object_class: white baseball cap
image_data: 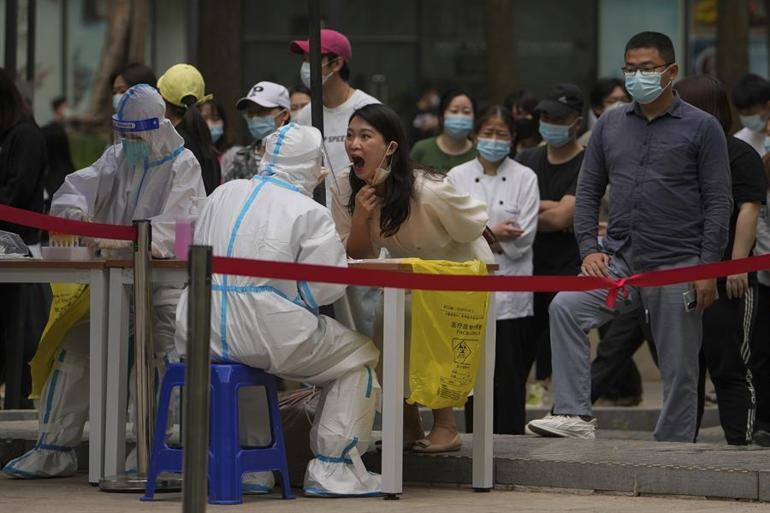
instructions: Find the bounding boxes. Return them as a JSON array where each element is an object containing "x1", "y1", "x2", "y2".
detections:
[{"x1": 236, "y1": 81, "x2": 291, "y2": 111}]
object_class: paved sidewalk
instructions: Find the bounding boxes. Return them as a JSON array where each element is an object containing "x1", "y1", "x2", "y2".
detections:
[
  {"x1": 359, "y1": 430, "x2": 770, "y2": 501},
  {"x1": 2, "y1": 474, "x2": 770, "y2": 513}
]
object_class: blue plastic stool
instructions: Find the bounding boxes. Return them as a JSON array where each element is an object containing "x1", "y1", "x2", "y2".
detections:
[{"x1": 142, "y1": 363, "x2": 294, "y2": 504}]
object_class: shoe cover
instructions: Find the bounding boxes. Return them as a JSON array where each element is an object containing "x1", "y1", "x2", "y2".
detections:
[
  {"x1": 243, "y1": 471, "x2": 275, "y2": 494},
  {"x1": 4, "y1": 304, "x2": 180, "y2": 479},
  {"x1": 2, "y1": 323, "x2": 90, "y2": 478},
  {"x1": 303, "y1": 365, "x2": 382, "y2": 496}
]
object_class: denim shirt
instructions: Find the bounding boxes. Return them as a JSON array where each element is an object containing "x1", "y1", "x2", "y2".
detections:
[{"x1": 574, "y1": 96, "x2": 733, "y2": 273}]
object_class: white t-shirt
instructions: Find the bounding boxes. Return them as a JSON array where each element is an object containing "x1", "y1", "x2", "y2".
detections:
[
  {"x1": 734, "y1": 126, "x2": 766, "y2": 157},
  {"x1": 296, "y1": 89, "x2": 379, "y2": 176},
  {"x1": 735, "y1": 126, "x2": 770, "y2": 286}
]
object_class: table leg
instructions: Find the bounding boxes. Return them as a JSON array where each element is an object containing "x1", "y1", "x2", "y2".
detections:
[
  {"x1": 472, "y1": 293, "x2": 496, "y2": 491},
  {"x1": 381, "y1": 287, "x2": 405, "y2": 498},
  {"x1": 88, "y1": 269, "x2": 109, "y2": 484},
  {"x1": 103, "y1": 269, "x2": 130, "y2": 478}
]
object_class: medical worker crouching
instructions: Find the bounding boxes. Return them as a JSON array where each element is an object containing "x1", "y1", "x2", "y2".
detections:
[
  {"x1": 175, "y1": 123, "x2": 382, "y2": 497},
  {"x1": 2, "y1": 84, "x2": 205, "y2": 478}
]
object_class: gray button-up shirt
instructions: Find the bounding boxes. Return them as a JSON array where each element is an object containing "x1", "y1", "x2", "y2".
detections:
[{"x1": 575, "y1": 96, "x2": 732, "y2": 272}]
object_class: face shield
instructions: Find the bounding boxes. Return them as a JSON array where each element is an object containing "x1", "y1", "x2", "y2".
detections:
[
  {"x1": 112, "y1": 84, "x2": 169, "y2": 167},
  {"x1": 112, "y1": 116, "x2": 161, "y2": 167}
]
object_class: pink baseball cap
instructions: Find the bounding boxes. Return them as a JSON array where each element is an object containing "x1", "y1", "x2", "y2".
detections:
[{"x1": 289, "y1": 29, "x2": 352, "y2": 62}]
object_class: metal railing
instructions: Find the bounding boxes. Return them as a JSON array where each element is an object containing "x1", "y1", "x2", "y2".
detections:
[{"x1": 182, "y1": 245, "x2": 213, "y2": 513}]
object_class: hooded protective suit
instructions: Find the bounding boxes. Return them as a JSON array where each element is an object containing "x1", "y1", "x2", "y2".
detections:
[
  {"x1": 175, "y1": 123, "x2": 382, "y2": 497},
  {"x1": 2, "y1": 85, "x2": 205, "y2": 478}
]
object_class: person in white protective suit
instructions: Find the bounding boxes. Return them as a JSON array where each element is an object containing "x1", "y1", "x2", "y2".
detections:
[
  {"x1": 175, "y1": 122, "x2": 382, "y2": 497},
  {"x1": 2, "y1": 84, "x2": 205, "y2": 478}
]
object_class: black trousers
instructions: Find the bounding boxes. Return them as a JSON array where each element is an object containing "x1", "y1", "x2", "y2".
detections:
[
  {"x1": 0, "y1": 283, "x2": 52, "y2": 409},
  {"x1": 591, "y1": 307, "x2": 650, "y2": 403},
  {"x1": 532, "y1": 292, "x2": 556, "y2": 381},
  {"x1": 696, "y1": 286, "x2": 758, "y2": 445},
  {"x1": 466, "y1": 316, "x2": 535, "y2": 435},
  {"x1": 493, "y1": 317, "x2": 535, "y2": 434},
  {"x1": 751, "y1": 283, "x2": 770, "y2": 433}
]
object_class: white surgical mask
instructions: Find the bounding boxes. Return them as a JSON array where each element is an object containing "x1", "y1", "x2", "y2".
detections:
[
  {"x1": 369, "y1": 141, "x2": 397, "y2": 186},
  {"x1": 300, "y1": 61, "x2": 336, "y2": 89}
]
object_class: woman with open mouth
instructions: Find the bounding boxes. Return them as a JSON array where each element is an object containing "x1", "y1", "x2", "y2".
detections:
[{"x1": 332, "y1": 103, "x2": 494, "y2": 453}]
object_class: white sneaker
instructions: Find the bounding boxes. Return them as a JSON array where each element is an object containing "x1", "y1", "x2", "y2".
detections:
[{"x1": 526, "y1": 414, "x2": 597, "y2": 440}]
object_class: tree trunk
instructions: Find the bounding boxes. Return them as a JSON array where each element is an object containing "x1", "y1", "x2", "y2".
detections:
[
  {"x1": 128, "y1": 0, "x2": 149, "y2": 64},
  {"x1": 85, "y1": 0, "x2": 149, "y2": 128},
  {"x1": 716, "y1": 0, "x2": 749, "y2": 90},
  {"x1": 483, "y1": 0, "x2": 516, "y2": 104},
  {"x1": 197, "y1": 0, "x2": 244, "y2": 144}
]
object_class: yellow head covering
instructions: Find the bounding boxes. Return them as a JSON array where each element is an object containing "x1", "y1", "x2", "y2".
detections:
[{"x1": 157, "y1": 63, "x2": 213, "y2": 107}]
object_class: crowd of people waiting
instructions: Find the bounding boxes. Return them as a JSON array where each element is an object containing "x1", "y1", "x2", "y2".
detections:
[{"x1": 0, "y1": 27, "x2": 769, "y2": 497}]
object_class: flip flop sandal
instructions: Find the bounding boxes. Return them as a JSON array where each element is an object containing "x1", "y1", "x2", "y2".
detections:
[{"x1": 411, "y1": 434, "x2": 462, "y2": 453}]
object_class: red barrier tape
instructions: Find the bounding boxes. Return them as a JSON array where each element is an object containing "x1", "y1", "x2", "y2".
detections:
[
  {"x1": 0, "y1": 204, "x2": 768, "y2": 307},
  {"x1": 213, "y1": 256, "x2": 613, "y2": 292},
  {"x1": 212, "y1": 253, "x2": 770, "y2": 308},
  {"x1": 0, "y1": 204, "x2": 136, "y2": 241}
]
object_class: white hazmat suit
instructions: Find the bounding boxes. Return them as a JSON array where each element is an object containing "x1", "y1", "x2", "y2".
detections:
[
  {"x1": 175, "y1": 123, "x2": 382, "y2": 497},
  {"x1": 3, "y1": 85, "x2": 205, "y2": 478}
]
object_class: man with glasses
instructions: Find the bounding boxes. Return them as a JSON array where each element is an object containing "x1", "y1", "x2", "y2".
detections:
[{"x1": 527, "y1": 31, "x2": 732, "y2": 442}]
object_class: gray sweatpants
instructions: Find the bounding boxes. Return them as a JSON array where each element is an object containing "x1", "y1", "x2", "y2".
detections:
[{"x1": 549, "y1": 248, "x2": 702, "y2": 442}]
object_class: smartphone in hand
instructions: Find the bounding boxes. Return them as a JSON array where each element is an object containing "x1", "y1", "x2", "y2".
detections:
[
  {"x1": 683, "y1": 288, "x2": 697, "y2": 312},
  {"x1": 683, "y1": 287, "x2": 719, "y2": 312}
]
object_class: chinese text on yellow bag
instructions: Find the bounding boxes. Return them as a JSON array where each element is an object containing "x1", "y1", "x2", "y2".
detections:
[{"x1": 402, "y1": 259, "x2": 489, "y2": 409}]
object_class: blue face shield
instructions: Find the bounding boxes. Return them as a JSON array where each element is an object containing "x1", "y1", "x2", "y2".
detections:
[{"x1": 113, "y1": 115, "x2": 160, "y2": 166}]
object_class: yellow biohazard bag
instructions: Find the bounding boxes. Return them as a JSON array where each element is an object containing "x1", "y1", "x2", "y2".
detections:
[
  {"x1": 29, "y1": 283, "x2": 90, "y2": 400},
  {"x1": 402, "y1": 258, "x2": 489, "y2": 409}
]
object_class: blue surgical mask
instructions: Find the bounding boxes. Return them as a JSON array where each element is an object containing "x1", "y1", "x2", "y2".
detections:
[
  {"x1": 112, "y1": 94, "x2": 124, "y2": 112},
  {"x1": 208, "y1": 123, "x2": 224, "y2": 143},
  {"x1": 122, "y1": 139, "x2": 150, "y2": 165},
  {"x1": 624, "y1": 67, "x2": 671, "y2": 105},
  {"x1": 539, "y1": 121, "x2": 573, "y2": 148},
  {"x1": 443, "y1": 114, "x2": 474, "y2": 139},
  {"x1": 740, "y1": 114, "x2": 767, "y2": 133},
  {"x1": 476, "y1": 138, "x2": 510, "y2": 162},
  {"x1": 247, "y1": 115, "x2": 277, "y2": 141}
]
